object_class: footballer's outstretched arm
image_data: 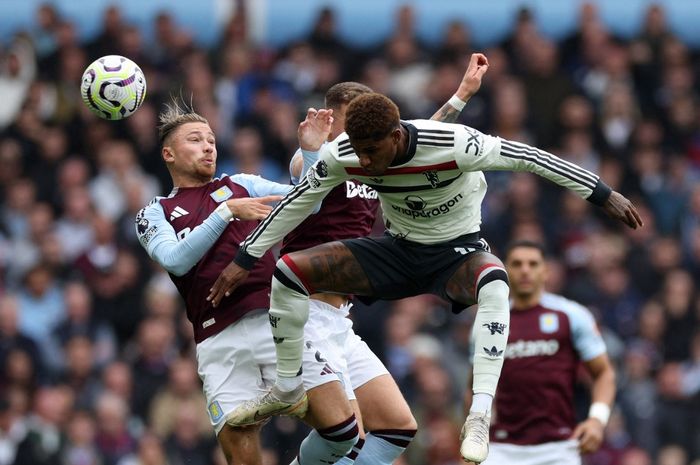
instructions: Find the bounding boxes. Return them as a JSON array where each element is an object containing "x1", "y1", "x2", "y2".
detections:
[
  {"x1": 290, "y1": 54, "x2": 489, "y2": 181},
  {"x1": 454, "y1": 127, "x2": 643, "y2": 229},
  {"x1": 431, "y1": 53, "x2": 489, "y2": 123}
]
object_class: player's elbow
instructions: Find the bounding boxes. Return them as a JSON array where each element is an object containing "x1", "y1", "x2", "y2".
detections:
[
  {"x1": 594, "y1": 360, "x2": 617, "y2": 391},
  {"x1": 160, "y1": 259, "x2": 192, "y2": 277},
  {"x1": 604, "y1": 363, "x2": 616, "y2": 387}
]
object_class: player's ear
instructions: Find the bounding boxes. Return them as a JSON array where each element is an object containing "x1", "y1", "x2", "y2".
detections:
[
  {"x1": 162, "y1": 146, "x2": 174, "y2": 162},
  {"x1": 392, "y1": 127, "x2": 402, "y2": 144}
]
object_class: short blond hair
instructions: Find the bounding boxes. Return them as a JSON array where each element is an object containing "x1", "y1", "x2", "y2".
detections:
[
  {"x1": 158, "y1": 98, "x2": 209, "y2": 145},
  {"x1": 325, "y1": 82, "x2": 373, "y2": 110}
]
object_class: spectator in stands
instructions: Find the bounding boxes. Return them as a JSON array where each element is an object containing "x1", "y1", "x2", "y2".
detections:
[
  {"x1": 62, "y1": 410, "x2": 102, "y2": 465},
  {"x1": 94, "y1": 392, "x2": 137, "y2": 465},
  {"x1": 14, "y1": 385, "x2": 72, "y2": 465},
  {"x1": 148, "y1": 357, "x2": 210, "y2": 439}
]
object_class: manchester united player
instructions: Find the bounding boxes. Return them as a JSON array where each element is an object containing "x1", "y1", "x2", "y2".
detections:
[
  {"x1": 466, "y1": 240, "x2": 616, "y2": 465},
  {"x1": 208, "y1": 91, "x2": 641, "y2": 463},
  {"x1": 135, "y1": 102, "x2": 360, "y2": 465},
  {"x1": 282, "y1": 54, "x2": 491, "y2": 465}
]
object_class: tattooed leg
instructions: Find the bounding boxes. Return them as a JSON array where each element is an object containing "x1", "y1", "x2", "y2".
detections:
[
  {"x1": 269, "y1": 242, "x2": 372, "y2": 380},
  {"x1": 292, "y1": 241, "x2": 374, "y2": 295}
]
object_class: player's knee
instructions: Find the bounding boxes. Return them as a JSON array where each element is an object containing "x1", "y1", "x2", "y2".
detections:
[
  {"x1": 370, "y1": 427, "x2": 418, "y2": 450},
  {"x1": 273, "y1": 254, "x2": 313, "y2": 296},
  {"x1": 476, "y1": 265, "x2": 509, "y2": 300},
  {"x1": 384, "y1": 406, "x2": 418, "y2": 431},
  {"x1": 318, "y1": 414, "x2": 360, "y2": 457}
]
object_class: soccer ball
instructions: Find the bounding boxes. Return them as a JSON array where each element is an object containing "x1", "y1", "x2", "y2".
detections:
[{"x1": 80, "y1": 55, "x2": 147, "y2": 120}]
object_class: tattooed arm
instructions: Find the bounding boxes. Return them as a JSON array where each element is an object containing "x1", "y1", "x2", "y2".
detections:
[{"x1": 431, "y1": 53, "x2": 489, "y2": 123}]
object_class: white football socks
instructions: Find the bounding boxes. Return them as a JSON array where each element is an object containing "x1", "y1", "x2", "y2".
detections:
[
  {"x1": 471, "y1": 279, "x2": 510, "y2": 398},
  {"x1": 269, "y1": 275, "x2": 310, "y2": 385},
  {"x1": 470, "y1": 393, "x2": 494, "y2": 414}
]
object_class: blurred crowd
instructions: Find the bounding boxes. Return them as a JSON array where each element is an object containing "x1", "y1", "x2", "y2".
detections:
[{"x1": 0, "y1": 1, "x2": 699, "y2": 464}]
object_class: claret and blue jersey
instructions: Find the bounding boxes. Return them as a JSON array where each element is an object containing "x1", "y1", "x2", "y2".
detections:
[
  {"x1": 488, "y1": 293, "x2": 607, "y2": 445},
  {"x1": 135, "y1": 173, "x2": 291, "y2": 343}
]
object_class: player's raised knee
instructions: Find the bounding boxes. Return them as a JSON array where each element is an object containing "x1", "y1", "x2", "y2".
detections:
[
  {"x1": 273, "y1": 254, "x2": 315, "y2": 296},
  {"x1": 475, "y1": 262, "x2": 509, "y2": 299}
]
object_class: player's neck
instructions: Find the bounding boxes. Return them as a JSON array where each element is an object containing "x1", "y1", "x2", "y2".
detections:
[
  {"x1": 393, "y1": 125, "x2": 410, "y2": 164},
  {"x1": 172, "y1": 173, "x2": 211, "y2": 188},
  {"x1": 511, "y1": 291, "x2": 543, "y2": 310}
]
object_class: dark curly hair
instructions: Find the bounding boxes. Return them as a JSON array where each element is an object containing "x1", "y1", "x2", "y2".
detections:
[
  {"x1": 324, "y1": 82, "x2": 373, "y2": 110},
  {"x1": 345, "y1": 93, "x2": 400, "y2": 141}
]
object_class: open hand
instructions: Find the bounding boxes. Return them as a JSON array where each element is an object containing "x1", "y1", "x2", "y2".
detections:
[
  {"x1": 603, "y1": 191, "x2": 643, "y2": 229},
  {"x1": 225, "y1": 195, "x2": 283, "y2": 221},
  {"x1": 207, "y1": 261, "x2": 250, "y2": 307},
  {"x1": 298, "y1": 108, "x2": 333, "y2": 151},
  {"x1": 456, "y1": 53, "x2": 490, "y2": 101},
  {"x1": 571, "y1": 418, "x2": 605, "y2": 454}
]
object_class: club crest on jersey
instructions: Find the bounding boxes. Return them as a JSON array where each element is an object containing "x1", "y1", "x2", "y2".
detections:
[
  {"x1": 539, "y1": 313, "x2": 559, "y2": 334},
  {"x1": 423, "y1": 170, "x2": 439, "y2": 188},
  {"x1": 208, "y1": 401, "x2": 224, "y2": 422},
  {"x1": 210, "y1": 186, "x2": 233, "y2": 203}
]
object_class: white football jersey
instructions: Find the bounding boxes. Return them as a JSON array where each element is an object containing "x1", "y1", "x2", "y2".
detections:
[{"x1": 238, "y1": 119, "x2": 609, "y2": 261}]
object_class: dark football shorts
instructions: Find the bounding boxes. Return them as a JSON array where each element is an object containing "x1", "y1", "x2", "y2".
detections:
[{"x1": 342, "y1": 231, "x2": 491, "y2": 302}]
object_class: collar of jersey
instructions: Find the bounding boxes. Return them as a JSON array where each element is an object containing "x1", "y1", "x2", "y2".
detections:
[{"x1": 390, "y1": 121, "x2": 418, "y2": 167}]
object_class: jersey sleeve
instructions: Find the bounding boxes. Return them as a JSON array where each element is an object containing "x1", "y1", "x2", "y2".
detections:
[
  {"x1": 567, "y1": 301, "x2": 607, "y2": 362},
  {"x1": 234, "y1": 147, "x2": 347, "y2": 269},
  {"x1": 135, "y1": 200, "x2": 228, "y2": 277},
  {"x1": 228, "y1": 173, "x2": 293, "y2": 197},
  {"x1": 289, "y1": 148, "x2": 320, "y2": 185},
  {"x1": 453, "y1": 125, "x2": 612, "y2": 205}
]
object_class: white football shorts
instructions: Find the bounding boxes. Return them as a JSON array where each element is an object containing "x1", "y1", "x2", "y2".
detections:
[
  {"x1": 196, "y1": 309, "x2": 350, "y2": 434},
  {"x1": 307, "y1": 299, "x2": 389, "y2": 391},
  {"x1": 482, "y1": 439, "x2": 581, "y2": 465}
]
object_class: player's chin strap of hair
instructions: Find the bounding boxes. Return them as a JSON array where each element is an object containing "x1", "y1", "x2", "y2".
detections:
[{"x1": 588, "y1": 402, "x2": 611, "y2": 426}]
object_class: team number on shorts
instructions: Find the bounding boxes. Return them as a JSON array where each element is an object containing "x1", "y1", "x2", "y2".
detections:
[{"x1": 454, "y1": 247, "x2": 476, "y2": 255}]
